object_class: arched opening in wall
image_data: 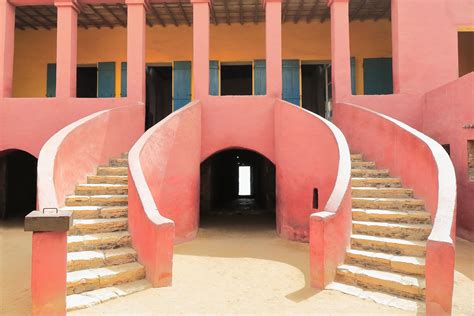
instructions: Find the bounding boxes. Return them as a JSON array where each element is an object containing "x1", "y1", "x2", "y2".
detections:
[
  {"x1": 348, "y1": 0, "x2": 393, "y2": 95},
  {"x1": 0, "y1": 150, "x2": 37, "y2": 220},
  {"x1": 200, "y1": 149, "x2": 276, "y2": 229},
  {"x1": 12, "y1": 6, "x2": 57, "y2": 97},
  {"x1": 458, "y1": 31, "x2": 474, "y2": 77}
]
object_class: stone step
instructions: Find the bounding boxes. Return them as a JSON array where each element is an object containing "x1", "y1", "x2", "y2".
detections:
[
  {"x1": 336, "y1": 264, "x2": 425, "y2": 300},
  {"x1": 109, "y1": 158, "x2": 128, "y2": 167},
  {"x1": 87, "y1": 175, "x2": 128, "y2": 185},
  {"x1": 122, "y1": 152, "x2": 129, "y2": 158},
  {"x1": 326, "y1": 282, "x2": 425, "y2": 312},
  {"x1": 352, "y1": 209, "x2": 431, "y2": 224},
  {"x1": 351, "y1": 154, "x2": 363, "y2": 162},
  {"x1": 351, "y1": 161, "x2": 376, "y2": 169},
  {"x1": 352, "y1": 221, "x2": 431, "y2": 241},
  {"x1": 67, "y1": 231, "x2": 132, "y2": 252},
  {"x1": 352, "y1": 187, "x2": 413, "y2": 198},
  {"x1": 69, "y1": 218, "x2": 128, "y2": 235},
  {"x1": 62, "y1": 206, "x2": 128, "y2": 219},
  {"x1": 65, "y1": 195, "x2": 128, "y2": 207},
  {"x1": 75, "y1": 184, "x2": 128, "y2": 196},
  {"x1": 345, "y1": 249, "x2": 425, "y2": 276},
  {"x1": 352, "y1": 177, "x2": 402, "y2": 188},
  {"x1": 351, "y1": 234, "x2": 426, "y2": 257},
  {"x1": 352, "y1": 197, "x2": 425, "y2": 211},
  {"x1": 67, "y1": 279, "x2": 150, "y2": 312},
  {"x1": 66, "y1": 262, "x2": 145, "y2": 295},
  {"x1": 97, "y1": 166, "x2": 128, "y2": 176},
  {"x1": 67, "y1": 247, "x2": 137, "y2": 272},
  {"x1": 352, "y1": 169, "x2": 390, "y2": 178}
]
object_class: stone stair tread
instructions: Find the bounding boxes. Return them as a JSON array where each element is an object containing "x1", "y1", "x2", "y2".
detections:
[
  {"x1": 87, "y1": 175, "x2": 128, "y2": 184},
  {"x1": 68, "y1": 231, "x2": 131, "y2": 244},
  {"x1": 346, "y1": 249, "x2": 426, "y2": 270},
  {"x1": 351, "y1": 234, "x2": 427, "y2": 248},
  {"x1": 66, "y1": 279, "x2": 150, "y2": 311},
  {"x1": 70, "y1": 217, "x2": 128, "y2": 235},
  {"x1": 351, "y1": 154, "x2": 363, "y2": 160},
  {"x1": 352, "y1": 197, "x2": 423, "y2": 203},
  {"x1": 326, "y1": 282, "x2": 425, "y2": 311},
  {"x1": 353, "y1": 220, "x2": 432, "y2": 230},
  {"x1": 67, "y1": 262, "x2": 145, "y2": 295},
  {"x1": 67, "y1": 247, "x2": 137, "y2": 271},
  {"x1": 337, "y1": 264, "x2": 425, "y2": 289},
  {"x1": 65, "y1": 194, "x2": 128, "y2": 207},
  {"x1": 352, "y1": 187, "x2": 412, "y2": 192},
  {"x1": 67, "y1": 231, "x2": 131, "y2": 251},
  {"x1": 352, "y1": 208, "x2": 431, "y2": 224},
  {"x1": 77, "y1": 184, "x2": 128, "y2": 188},
  {"x1": 351, "y1": 177, "x2": 402, "y2": 188}
]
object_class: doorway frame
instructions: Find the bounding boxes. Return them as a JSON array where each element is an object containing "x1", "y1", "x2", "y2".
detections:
[{"x1": 300, "y1": 60, "x2": 332, "y2": 119}]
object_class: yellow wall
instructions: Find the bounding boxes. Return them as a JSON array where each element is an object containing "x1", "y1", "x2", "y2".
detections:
[{"x1": 12, "y1": 20, "x2": 392, "y2": 97}]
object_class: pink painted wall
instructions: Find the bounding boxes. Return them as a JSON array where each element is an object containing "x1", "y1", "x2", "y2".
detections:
[
  {"x1": 334, "y1": 102, "x2": 457, "y2": 315},
  {"x1": 422, "y1": 73, "x2": 474, "y2": 241}
]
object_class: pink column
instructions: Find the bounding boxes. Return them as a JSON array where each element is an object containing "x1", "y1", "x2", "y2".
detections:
[
  {"x1": 31, "y1": 232, "x2": 68, "y2": 316},
  {"x1": 264, "y1": 0, "x2": 282, "y2": 98},
  {"x1": 191, "y1": 0, "x2": 210, "y2": 100},
  {"x1": 126, "y1": 0, "x2": 149, "y2": 104},
  {"x1": 55, "y1": 0, "x2": 80, "y2": 98},
  {"x1": 329, "y1": 0, "x2": 351, "y2": 103},
  {"x1": 0, "y1": 1, "x2": 15, "y2": 98}
]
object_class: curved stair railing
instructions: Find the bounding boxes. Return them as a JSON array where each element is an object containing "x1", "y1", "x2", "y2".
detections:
[{"x1": 334, "y1": 102, "x2": 457, "y2": 315}]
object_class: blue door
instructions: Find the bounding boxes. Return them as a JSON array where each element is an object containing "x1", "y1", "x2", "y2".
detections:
[
  {"x1": 282, "y1": 60, "x2": 300, "y2": 105},
  {"x1": 209, "y1": 60, "x2": 219, "y2": 96},
  {"x1": 363, "y1": 58, "x2": 393, "y2": 95},
  {"x1": 98, "y1": 62, "x2": 116, "y2": 98},
  {"x1": 120, "y1": 62, "x2": 127, "y2": 97},
  {"x1": 173, "y1": 61, "x2": 192, "y2": 110},
  {"x1": 46, "y1": 63, "x2": 56, "y2": 97},
  {"x1": 350, "y1": 57, "x2": 356, "y2": 95},
  {"x1": 254, "y1": 60, "x2": 266, "y2": 95}
]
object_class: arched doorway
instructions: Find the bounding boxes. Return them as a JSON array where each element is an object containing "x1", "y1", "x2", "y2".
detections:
[
  {"x1": 0, "y1": 150, "x2": 37, "y2": 220},
  {"x1": 200, "y1": 148, "x2": 276, "y2": 227}
]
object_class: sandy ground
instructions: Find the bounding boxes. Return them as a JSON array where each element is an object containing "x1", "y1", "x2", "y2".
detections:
[{"x1": 1, "y1": 216, "x2": 473, "y2": 315}]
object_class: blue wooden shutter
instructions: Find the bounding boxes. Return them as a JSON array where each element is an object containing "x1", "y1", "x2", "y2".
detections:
[
  {"x1": 350, "y1": 57, "x2": 356, "y2": 95},
  {"x1": 46, "y1": 63, "x2": 56, "y2": 97},
  {"x1": 254, "y1": 60, "x2": 266, "y2": 95},
  {"x1": 98, "y1": 62, "x2": 116, "y2": 98},
  {"x1": 209, "y1": 60, "x2": 219, "y2": 96},
  {"x1": 363, "y1": 58, "x2": 393, "y2": 95},
  {"x1": 282, "y1": 60, "x2": 300, "y2": 105},
  {"x1": 173, "y1": 61, "x2": 192, "y2": 110},
  {"x1": 121, "y1": 62, "x2": 127, "y2": 97}
]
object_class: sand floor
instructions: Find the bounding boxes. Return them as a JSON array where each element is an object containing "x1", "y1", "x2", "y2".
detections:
[{"x1": 1, "y1": 216, "x2": 473, "y2": 315}]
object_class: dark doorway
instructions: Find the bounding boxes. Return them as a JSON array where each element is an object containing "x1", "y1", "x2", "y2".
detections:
[
  {"x1": 77, "y1": 66, "x2": 98, "y2": 98},
  {"x1": 302, "y1": 64, "x2": 327, "y2": 117},
  {"x1": 146, "y1": 66, "x2": 173, "y2": 130},
  {"x1": 458, "y1": 32, "x2": 474, "y2": 77},
  {"x1": 200, "y1": 149, "x2": 275, "y2": 224},
  {"x1": 220, "y1": 64, "x2": 253, "y2": 96},
  {"x1": 0, "y1": 150, "x2": 37, "y2": 220}
]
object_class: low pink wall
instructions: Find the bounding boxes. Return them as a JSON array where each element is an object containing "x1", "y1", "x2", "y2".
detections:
[
  {"x1": 32, "y1": 103, "x2": 144, "y2": 315},
  {"x1": 129, "y1": 95, "x2": 351, "y2": 289},
  {"x1": 0, "y1": 97, "x2": 130, "y2": 158},
  {"x1": 422, "y1": 73, "x2": 474, "y2": 241},
  {"x1": 334, "y1": 102, "x2": 457, "y2": 315}
]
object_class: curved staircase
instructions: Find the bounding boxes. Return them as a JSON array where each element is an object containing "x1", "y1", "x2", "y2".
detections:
[
  {"x1": 60, "y1": 153, "x2": 150, "y2": 311},
  {"x1": 328, "y1": 153, "x2": 430, "y2": 311}
]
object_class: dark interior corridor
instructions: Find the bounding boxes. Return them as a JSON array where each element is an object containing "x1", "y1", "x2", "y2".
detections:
[
  {"x1": 220, "y1": 64, "x2": 253, "y2": 96},
  {"x1": 200, "y1": 149, "x2": 275, "y2": 226},
  {"x1": 302, "y1": 64, "x2": 327, "y2": 117},
  {"x1": 0, "y1": 150, "x2": 37, "y2": 220},
  {"x1": 146, "y1": 66, "x2": 173, "y2": 129}
]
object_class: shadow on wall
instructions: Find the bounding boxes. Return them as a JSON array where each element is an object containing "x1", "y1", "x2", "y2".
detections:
[{"x1": 0, "y1": 150, "x2": 37, "y2": 220}]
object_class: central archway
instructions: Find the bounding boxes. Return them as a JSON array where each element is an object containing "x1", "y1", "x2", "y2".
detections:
[{"x1": 200, "y1": 148, "x2": 276, "y2": 228}]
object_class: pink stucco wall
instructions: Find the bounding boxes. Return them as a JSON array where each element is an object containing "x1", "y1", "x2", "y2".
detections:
[{"x1": 422, "y1": 73, "x2": 474, "y2": 241}]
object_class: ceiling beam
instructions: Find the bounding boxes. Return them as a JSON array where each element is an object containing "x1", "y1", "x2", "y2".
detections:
[
  {"x1": 164, "y1": 3, "x2": 178, "y2": 26},
  {"x1": 210, "y1": 3, "x2": 218, "y2": 25},
  {"x1": 15, "y1": 15, "x2": 38, "y2": 30},
  {"x1": 80, "y1": 8, "x2": 102, "y2": 29},
  {"x1": 149, "y1": 4, "x2": 166, "y2": 27},
  {"x1": 320, "y1": 6, "x2": 329, "y2": 23},
  {"x1": 29, "y1": 6, "x2": 56, "y2": 28},
  {"x1": 282, "y1": 0, "x2": 289, "y2": 23},
  {"x1": 374, "y1": 0, "x2": 390, "y2": 21},
  {"x1": 18, "y1": 7, "x2": 50, "y2": 29},
  {"x1": 178, "y1": 2, "x2": 191, "y2": 26},
  {"x1": 223, "y1": 0, "x2": 231, "y2": 25},
  {"x1": 293, "y1": 0, "x2": 304, "y2": 23},
  {"x1": 88, "y1": 4, "x2": 114, "y2": 28},
  {"x1": 253, "y1": 0, "x2": 259, "y2": 24},
  {"x1": 239, "y1": 0, "x2": 243, "y2": 25},
  {"x1": 103, "y1": 4, "x2": 126, "y2": 27},
  {"x1": 306, "y1": 0, "x2": 319, "y2": 23},
  {"x1": 350, "y1": 0, "x2": 366, "y2": 21}
]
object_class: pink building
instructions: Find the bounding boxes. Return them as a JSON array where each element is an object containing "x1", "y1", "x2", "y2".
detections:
[{"x1": 0, "y1": 0, "x2": 473, "y2": 315}]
